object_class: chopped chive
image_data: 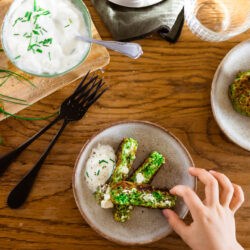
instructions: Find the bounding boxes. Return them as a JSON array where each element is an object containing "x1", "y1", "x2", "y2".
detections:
[
  {"x1": 27, "y1": 12, "x2": 32, "y2": 21},
  {"x1": 37, "y1": 7, "x2": 44, "y2": 12},
  {"x1": 0, "y1": 49, "x2": 3, "y2": 52},
  {"x1": 42, "y1": 27, "x2": 47, "y2": 32},
  {"x1": 14, "y1": 33, "x2": 20, "y2": 36},
  {"x1": 48, "y1": 52, "x2": 51, "y2": 61},
  {"x1": 86, "y1": 172, "x2": 89, "y2": 178},
  {"x1": 28, "y1": 44, "x2": 37, "y2": 51},
  {"x1": 34, "y1": 10, "x2": 50, "y2": 23},
  {"x1": 0, "y1": 98, "x2": 30, "y2": 106},
  {"x1": 0, "y1": 94, "x2": 26, "y2": 102},
  {"x1": 25, "y1": 11, "x2": 29, "y2": 18},
  {"x1": 0, "y1": 106, "x2": 58, "y2": 120},
  {"x1": 64, "y1": 19, "x2": 72, "y2": 28},
  {"x1": 42, "y1": 11, "x2": 50, "y2": 15},
  {"x1": 33, "y1": 16, "x2": 38, "y2": 24},
  {"x1": 34, "y1": 0, "x2": 37, "y2": 11},
  {"x1": 39, "y1": 38, "x2": 53, "y2": 47},
  {"x1": 109, "y1": 159, "x2": 115, "y2": 163},
  {"x1": 99, "y1": 160, "x2": 108, "y2": 164},
  {"x1": 97, "y1": 170, "x2": 100, "y2": 176},
  {"x1": 28, "y1": 33, "x2": 33, "y2": 51},
  {"x1": 32, "y1": 30, "x2": 39, "y2": 35},
  {"x1": 13, "y1": 17, "x2": 23, "y2": 27},
  {"x1": 35, "y1": 24, "x2": 40, "y2": 29},
  {"x1": 36, "y1": 48, "x2": 43, "y2": 53},
  {"x1": 14, "y1": 55, "x2": 21, "y2": 60},
  {"x1": 40, "y1": 30, "x2": 44, "y2": 35}
]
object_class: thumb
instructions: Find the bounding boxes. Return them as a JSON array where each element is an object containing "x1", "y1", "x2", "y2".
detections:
[{"x1": 163, "y1": 209, "x2": 189, "y2": 239}]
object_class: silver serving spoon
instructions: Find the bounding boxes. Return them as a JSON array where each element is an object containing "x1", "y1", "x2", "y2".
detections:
[{"x1": 76, "y1": 35, "x2": 143, "y2": 59}]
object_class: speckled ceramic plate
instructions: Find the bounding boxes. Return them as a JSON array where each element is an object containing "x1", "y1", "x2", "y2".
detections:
[
  {"x1": 72, "y1": 121, "x2": 196, "y2": 245},
  {"x1": 211, "y1": 39, "x2": 250, "y2": 151}
]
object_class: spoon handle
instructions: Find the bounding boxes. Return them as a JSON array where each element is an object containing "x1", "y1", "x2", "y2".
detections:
[
  {"x1": 7, "y1": 120, "x2": 68, "y2": 209},
  {"x1": 77, "y1": 36, "x2": 143, "y2": 59}
]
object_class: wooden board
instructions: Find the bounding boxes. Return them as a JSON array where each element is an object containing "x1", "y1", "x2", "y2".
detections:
[
  {"x1": 0, "y1": 0, "x2": 249, "y2": 249},
  {"x1": 0, "y1": 0, "x2": 110, "y2": 121}
]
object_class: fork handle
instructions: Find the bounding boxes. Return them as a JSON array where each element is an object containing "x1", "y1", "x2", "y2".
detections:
[
  {"x1": 0, "y1": 115, "x2": 61, "y2": 177},
  {"x1": 7, "y1": 120, "x2": 68, "y2": 209}
]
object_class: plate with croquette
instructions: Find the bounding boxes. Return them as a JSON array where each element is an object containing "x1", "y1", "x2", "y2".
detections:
[
  {"x1": 72, "y1": 121, "x2": 196, "y2": 245},
  {"x1": 211, "y1": 39, "x2": 250, "y2": 151}
]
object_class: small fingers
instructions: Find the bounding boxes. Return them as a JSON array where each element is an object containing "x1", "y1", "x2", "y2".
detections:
[
  {"x1": 163, "y1": 209, "x2": 189, "y2": 240},
  {"x1": 230, "y1": 184, "x2": 245, "y2": 213},
  {"x1": 189, "y1": 168, "x2": 219, "y2": 206},
  {"x1": 209, "y1": 170, "x2": 234, "y2": 206},
  {"x1": 170, "y1": 185, "x2": 204, "y2": 218}
]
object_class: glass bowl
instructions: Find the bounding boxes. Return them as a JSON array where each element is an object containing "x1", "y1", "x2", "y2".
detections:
[
  {"x1": 184, "y1": 0, "x2": 250, "y2": 42},
  {"x1": 1, "y1": 0, "x2": 92, "y2": 77}
]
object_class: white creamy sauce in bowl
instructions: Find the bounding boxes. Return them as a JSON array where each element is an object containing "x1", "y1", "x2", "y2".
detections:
[
  {"x1": 2, "y1": 0, "x2": 90, "y2": 76},
  {"x1": 85, "y1": 144, "x2": 116, "y2": 193}
]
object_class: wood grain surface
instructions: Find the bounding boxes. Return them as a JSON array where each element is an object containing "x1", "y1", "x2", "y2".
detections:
[
  {"x1": 0, "y1": 1, "x2": 249, "y2": 249},
  {"x1": 0, "y1": 0, "x2": 110, "y2": 121}
]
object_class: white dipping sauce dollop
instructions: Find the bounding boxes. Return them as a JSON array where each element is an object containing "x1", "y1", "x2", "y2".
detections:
[
  {"x1": 2, "y1": 0, "x2": 89, "y2": 75},
  {"x1": 85, "y1": 144, "x2": 116, "y2": 193}
]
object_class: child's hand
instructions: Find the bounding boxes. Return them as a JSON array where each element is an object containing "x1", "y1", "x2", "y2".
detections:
[{"x1": 163, "y1": 168, "x2": 244, "y2": 250}]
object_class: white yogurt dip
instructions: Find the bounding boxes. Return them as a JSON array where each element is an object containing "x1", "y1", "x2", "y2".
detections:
[
  {"x1": 2, "y1": 0, "x2": 90, "y2": 75},
  {"x1": 85, "y1": 144, "x2": 116, "y2": 193}
]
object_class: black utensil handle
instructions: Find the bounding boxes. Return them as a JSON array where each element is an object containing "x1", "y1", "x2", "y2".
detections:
[
  {"x1": 7, "y1": 120, "x2": 68, "y2": 209},
  {"x1": 0, "y1": 115, "x2": 61, "y2": 177}
]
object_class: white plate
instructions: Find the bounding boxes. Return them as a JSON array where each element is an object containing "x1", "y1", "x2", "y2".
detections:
[
  {"x1": 72, "y1": 121, "x2": 196, "y2": 245},
  {"x1": 211, "y1": 39, "x2": 250, "y2": 151}
]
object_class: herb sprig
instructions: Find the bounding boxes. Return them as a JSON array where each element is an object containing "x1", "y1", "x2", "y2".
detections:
[
  {"x1": 0, "y1": 98, "x2": 30, "y2": 106},
  {"x1": 0, "y1": 106, "x2": 58, "y2": 120},
  {"x1": 0, "y1": 94, "x2": 26, "y2": 102},
  {"x1": 0, "y1": 50, "x2": 57, "y2": 143},
  {"x1": 0, "y1": 70, "x2": 36, "y2": 88}
]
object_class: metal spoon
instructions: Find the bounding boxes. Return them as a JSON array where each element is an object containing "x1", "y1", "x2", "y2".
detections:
[{"x1": 76, "y1": 35, "x2": 143, "y2": 59}]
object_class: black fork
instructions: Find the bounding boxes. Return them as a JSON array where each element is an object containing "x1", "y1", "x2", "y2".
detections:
[{"x1": 1, "y1": 71, "x2": 108, "y2": 209}]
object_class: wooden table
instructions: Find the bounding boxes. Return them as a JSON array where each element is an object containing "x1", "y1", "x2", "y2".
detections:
[{"x1": 0, "y1": 1, "x2": 249, "y2": 249}]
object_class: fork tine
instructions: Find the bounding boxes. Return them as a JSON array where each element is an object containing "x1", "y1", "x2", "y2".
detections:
[
  {"x1": 84, "y1": 87, "x2": 109, "y2": 110},
  {"x1": 69, "y1": 75, "x2": 99, "y2": 102},
  {"x1": 73, "y1": 70, "x2": 100, "y2": 94},
  {"x1": 73, "y1": 71, "x2": 90, "y2": 94},
  {"x1": 76, "y1": 77, "x2": 104, "y2": 103},
  {"x1": 79, "y1": 80, "x2": 105, "y2": 105}
]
